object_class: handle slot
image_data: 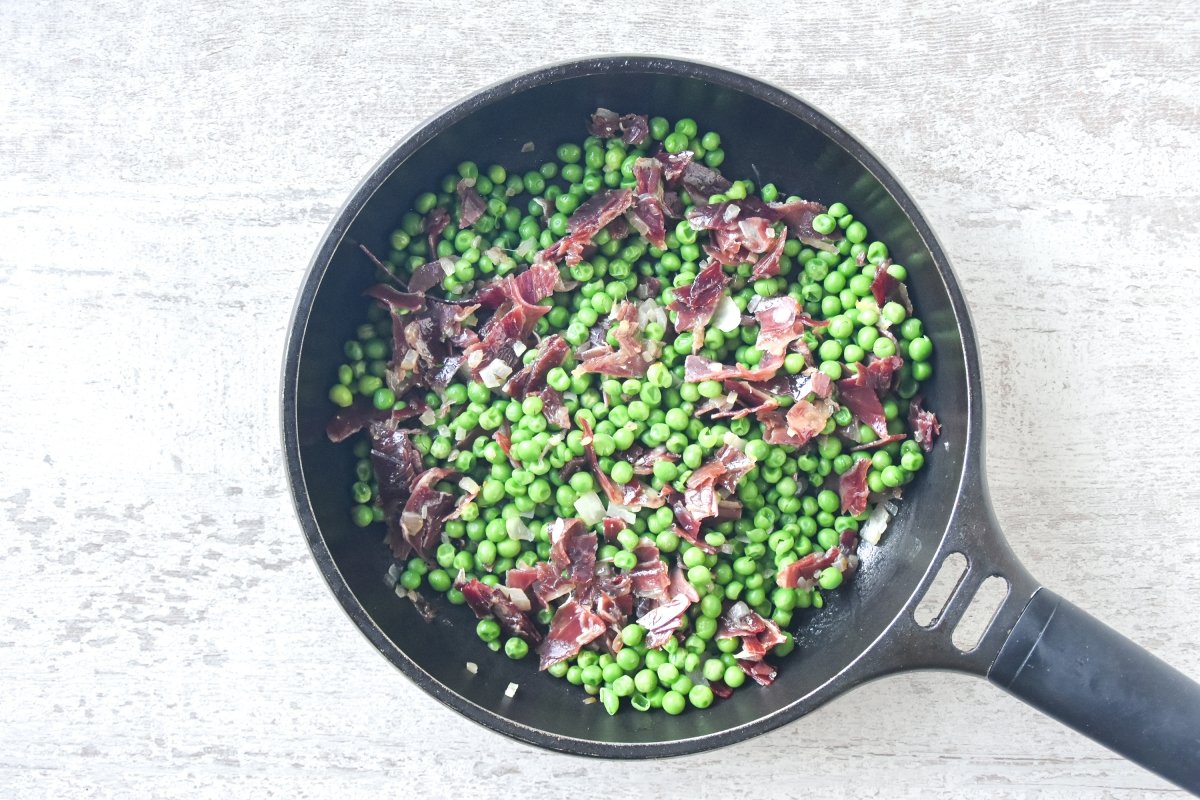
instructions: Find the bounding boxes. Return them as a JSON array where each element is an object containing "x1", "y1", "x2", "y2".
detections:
[
  {"x1": 913, "y1": 551, "x2": 967, "y2": 628},
  {"x1": 951, "y1": 575, "x2": 1009, "y2": 652}
]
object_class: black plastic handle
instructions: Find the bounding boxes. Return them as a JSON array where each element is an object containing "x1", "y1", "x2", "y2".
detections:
[{"x1": 989, "y1": 589, "x2": 1200, "y2": 792}]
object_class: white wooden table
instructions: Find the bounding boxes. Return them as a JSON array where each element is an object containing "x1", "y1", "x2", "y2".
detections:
[{"x1": 3, "y1": 2, "x2": 1198, "y2": 797}]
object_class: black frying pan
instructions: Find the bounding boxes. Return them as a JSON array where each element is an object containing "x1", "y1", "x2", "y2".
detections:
[{"x1": 281, "y1": 57, "x2": 1200, "y2": 790}]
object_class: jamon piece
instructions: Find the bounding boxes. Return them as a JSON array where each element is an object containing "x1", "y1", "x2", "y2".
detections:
[
  {"x1": 636, "y1": 592, "x2": 692, "y2": 649},
  {"x1": 538, "y1": 599, "x2": 606, "y2": 670},
  {"x1": 458, "y1": 577, "x2": 542, "y2": 644},
  {"x1": 626, "y1": 157, "x2": 667, "y2": 249},
  {"x1": 751, "y1": 228, "x2": 788, "y2": 279},
  {"x1": 680, "y1": 161, "x2": 732, "y2": 205},
  {"x1": 364, "y1": 282, "x2": 425, "y2": 313},
  {"x1": 424, "y1": 207, "x2": 450, "y2": 255},
  {"x1": 463, "y1": 262, "x2": 559, "y2": 379},
  {"x1": 624, "y1": 444, "x2": 679, "y2": 476},
  {"x1": 668, "y1": 445, "x2": 756, "y2": 537},
  {"x1": 717, "y1": 600, "x2": 787, "y2": 663},
  {"x1": 683, "y1": 295, "x2": 817, "y2": 383},
  {"x1": 540, "y1": 189, "x2": 634, "y2": 266},
  {"x1": 368, "y1": 423, "x2": 424, "y2": 560},
  {"x1": 737, "y1": 659, "x2": 778, "y2": 686},
  {"x1": 503, "y1": 335, "x2": 569, "y2": 398},
  {"x1": 579, "y1": 418, "x2": 663, "y2": 510},
  {"x1": 629, "y1": 541, "x2": 670, "y2": 601},
  {"x1": 836, "y1": 367, "x2": 890, "y2": 437},
  {"x1": 326, "y1": 398, "x2": 391, "y2": 443},
  {"x1": 548, "y1": 517, "x2": 597, "y2": 588},
  {"x1": 839, "y1": 457, "x2": 872, "y2": 516},
  {"x1": 654, "y1": 150, "x2": 693, "y2": 185},
  {"x1": 456, "y1": 179, "x2": 486, "y2": 228},
  {"x1": 575, "y1": 300, "x2": 653, "y2": 378},
  {"x1": 909, "y1": 395, "x2": 941, "y2": 453},
  {"x1": 667, "y1": 260, "x2": 728, "y2": 351},
  {"x1": 586, "y1": 108, "x2": 649, "y2": 146},
  {"x1": 869, "y1": 261, "x2": 913, "y2": 314},
  {"x1": 775, "y1": 536, "x2": 859, "y2": 589},
  {"x1": 397, "y1": 467, "x2": 457, "y2": 560}
]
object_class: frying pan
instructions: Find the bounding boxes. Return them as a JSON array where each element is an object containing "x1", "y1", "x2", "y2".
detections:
[{"x1": 281, "y1": 56, "x2": 1200, "y2": 790}]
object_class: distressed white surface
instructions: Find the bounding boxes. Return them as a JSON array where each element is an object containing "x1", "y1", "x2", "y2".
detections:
[{"x1": 2, "y1": 1, "x2": 1199, "y2": 797}]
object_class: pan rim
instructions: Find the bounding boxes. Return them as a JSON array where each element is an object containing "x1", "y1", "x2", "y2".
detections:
[{"x1": 280, "y1": 54, "x2": 983, "y2": 758}]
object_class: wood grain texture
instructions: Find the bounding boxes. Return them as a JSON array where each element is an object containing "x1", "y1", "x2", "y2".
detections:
[{"x1": 2, "y1": 1, "x2": 1198, "y2": 797}]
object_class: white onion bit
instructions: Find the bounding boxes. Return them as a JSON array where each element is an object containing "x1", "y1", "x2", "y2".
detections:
[
  {"x1": 860, "y1": 502, "x2": 894, "y2": 545},
  {"x1": 505, "y1": 682, "x2": 519, "y2": 698},
  {"x1": 506, "y1": 516, "x2": 534, "y2": 541},
  {"x1": 574, "y1": 491, "x2": 605, "y2": 526},
  {"x1": 711, "y1": 295, "x2": 742, "y2": 332},
  {"x1": 480, "y1": 358, "x2": 513, "y2": 388},
  {"x1": 466, "y1": 661, "x2": 478, "y2": 674},
  {"x1": 419, "y1": 408, "x2": 437, "y2": 426},
  {"x1": 605, "y1": 501, "x2": 636, "y2": 524},
  {"x1": 438, "y1": 256, "x2": 457, "y2": 276}
]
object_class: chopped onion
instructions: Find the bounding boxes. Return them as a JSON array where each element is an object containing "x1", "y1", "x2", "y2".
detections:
[
  {"x1": 723, "y1": 430, "x2": 747, "y2": 451},
  {"x1": 711, "y1": 295, "x2": 742, "y2": 332},
  {"x1": 860, "y1": 502, "x2": 893, "y2": 545},
  {"x1": 485, "y1": 246, "x2": 505, "y2": 264},
  {"x1": 726, "y1": 600, "x2": 750, "y2": 621},
  {"x1": 722, "y1": 204, "x2": 740, "y2": 223},
  {"x1": 438, "y1": 256, "x2": 457, "y2": 276},
  {"x1": 465, "y1": 661, "x2": 478, "y2": 674},
  {"x1": 400, "y1": 348, "x2": 420, "y2": 371},
  {"x1": 799, "y1": 236, "x2": 838, "y2": 253},
  {"x1": 636, "y1": 298, "x2": 667, "y2": 330},
  {"x1": 574, "y1": 490, "x2": 605, "y2": 526},
  {"x1": 521, "y1": 141, "x2": 534, "y2": 153},
  {"x1": 505, "y1": 682, "x2": 519, "y2": 698},
  {"x1": 480, "y1": 358, "x2": 513, "y2": 388},
  {"x1": 512, "y1": 341, "x2": 527, "y2": 356},
  {"x1": 605, "y1": 501, "x2": 636, "y2": 524},
  {"x1": 459, "y1": 476, "x2": 480, "y2": 494},
  {"x1": 400, "y1": 510, "x2": 422, "y2": 537},
  {"x1": 506, "y1": 516, "x2": 534, "y2": 541},
  {"x1": 466, "y1": 350, "x2": 484, "y2": 369},
  {"x1": 495, "y1": 586, "x2": 531, "y2": 611},
  {"x1": 515, "y1": 238, "x2": 535, "y2": 259},
  {"x1": 419, "y1": 408, "x2": 436, "y2": 426}
]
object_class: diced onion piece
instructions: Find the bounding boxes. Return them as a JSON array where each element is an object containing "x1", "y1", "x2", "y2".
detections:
[
  {"x1": 506, "y1": 516, "x2": 533, "y2": 541},
  {"x1": 466, "y1": 661, "x2": 478, "y2": 674},
  {"x1": 459, "y1": 476, "x2": 480, "y2": 494},
  {"x1": 505, "y1": 682, "x2": 519, "y2": 698},
  {"x1": 466, "y1": 350, "x2": 484, "y2": 369},
  {"x1": 438, "y1": 256, "x2": 457, "y2": 276},
  {"x1": 722, "y1": 204, "x2": 740, "y2": 223},
  {"x1": 574, "y1": 490, "x2": 605, "y2": 526},
  {"x1": 495, "y1": 586, "x2": 531, "y2": 611},
  {"x1": 605, "y1": 501, "x2": 636, "y2": 524},
  {"x1": 400, "y1": 510, "x2": 423, "y2": 537},
  {"x1": 723, "y1": 430, "x2": 746, "y2": 451},
  {"x1": 480, "y1": 358, "x2": 514, "y2": 388},
  {"x1": 400, "y1": 348, "x2": 420, "y2": 371},
  {"x1": 637, "y1": 298, "x2": 667, "y2": 330},
  {"x1": 419, "y1": 408, "x2": 436, "y2": 426},
  {"x1": 860, "y1": 502, "x2": 893, "y2": 545},
  {"x1": 515, "y1": 238, "x2": 535, "y2": 258},
  {"x1": 521, "y1": 141, "x2": 534, "y2": 153},
  {"x1": 512, "y1": 341, "x2": 527, "y2": 356},
  {"x1": 711, "y1": 294, "x2": 742, "y2": 332}
]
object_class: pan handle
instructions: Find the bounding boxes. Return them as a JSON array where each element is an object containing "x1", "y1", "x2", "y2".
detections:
[
  {"x1": 861, "y1": 469, "x2": 1200, "y2": 791},
  {"x1": 988, "y1": 590, "x2": 1200, "y2": 792}
]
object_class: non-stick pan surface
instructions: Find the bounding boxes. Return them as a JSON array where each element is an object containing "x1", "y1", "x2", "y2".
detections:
[{"x1": 282, "y1": 57, "x2": 1200, "y2": 790}]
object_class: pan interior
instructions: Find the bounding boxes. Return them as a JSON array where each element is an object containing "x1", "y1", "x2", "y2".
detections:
[{"x1": 287, "y1": 61, "x2": 970, "y2": 751}]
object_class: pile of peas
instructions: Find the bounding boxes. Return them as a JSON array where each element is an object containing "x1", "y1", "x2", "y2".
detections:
[{"x1": 329, "y1": 113, "x2": 934, "y2": 715}]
